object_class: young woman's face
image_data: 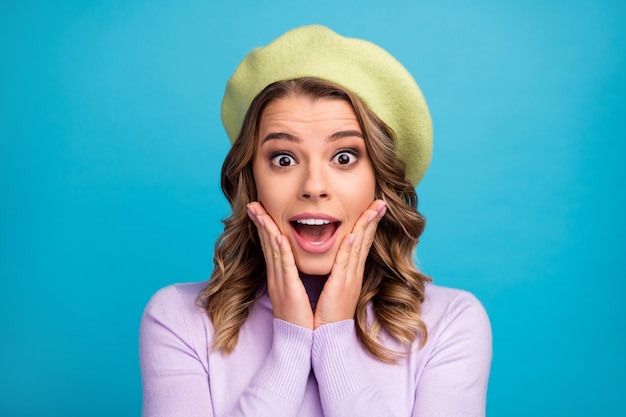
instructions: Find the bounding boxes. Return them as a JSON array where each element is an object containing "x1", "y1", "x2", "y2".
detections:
[{"x1": 252, "y1": 94, "x2": 376, "y2": 275}]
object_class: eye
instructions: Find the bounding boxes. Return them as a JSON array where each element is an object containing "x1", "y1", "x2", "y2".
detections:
[
  {"x1": 270, "y1": 153, "x2": 296, "y2": 167},
  {"x1": 332, "y1": 149, "x2": 358, "y2": 166}
]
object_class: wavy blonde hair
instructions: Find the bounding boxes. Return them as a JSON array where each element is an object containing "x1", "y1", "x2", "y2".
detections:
[{"x1": 198, "y1": 78, "x2": 431, "y2": 362}]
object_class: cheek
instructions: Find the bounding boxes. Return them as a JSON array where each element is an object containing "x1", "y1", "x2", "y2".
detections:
[
  {"x1": 352, "y1": 172, "x2": 376, "y2": 204},
  {"x1": 342, "y1": 183, "x2": 376, "y2": 227},
  {"x1": 252, "y1": 161, "x2": 270, "y2": 203},
  {"x1": 254, "y1": 178, "x2": 289, "y2": 228},
  {"x1": 254, "y1": 170, "x2": 276, "y2": 203}
]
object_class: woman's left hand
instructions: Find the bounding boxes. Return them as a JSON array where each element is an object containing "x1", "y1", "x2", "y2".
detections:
[{"x1": 313, "y1": 199, "x2": 387, "y2": 329}]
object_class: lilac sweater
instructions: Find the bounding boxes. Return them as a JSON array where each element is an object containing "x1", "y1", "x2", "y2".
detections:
[{"x1": 140, "y1": 281, "x2": 491, "y2": 417}]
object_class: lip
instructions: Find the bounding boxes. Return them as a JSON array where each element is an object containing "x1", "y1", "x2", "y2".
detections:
[
  {"x1": 289, "y1": 213, "x2": 340, "y2": 223},
  {"x1": 289, "y1": 213, "x2": 341, "y2": 254}
]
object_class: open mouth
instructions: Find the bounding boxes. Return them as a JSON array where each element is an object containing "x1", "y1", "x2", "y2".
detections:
[{"x1": 290, "y1": 218, "x2": 340, "y2": 245}]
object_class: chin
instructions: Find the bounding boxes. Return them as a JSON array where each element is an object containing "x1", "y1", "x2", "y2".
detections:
[{"x1": 294, "y1": 255, "x2": 333, "y2": 276}]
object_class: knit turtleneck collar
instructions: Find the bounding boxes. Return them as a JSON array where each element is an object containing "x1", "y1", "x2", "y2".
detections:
[{"x1": 299, "y1": 273, "x2": 328, "y2": 311}]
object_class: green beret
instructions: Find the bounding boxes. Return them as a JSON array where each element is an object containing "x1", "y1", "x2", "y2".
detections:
[{"x1": 221, "y1": 25, "x2": 433, "y2": 186}]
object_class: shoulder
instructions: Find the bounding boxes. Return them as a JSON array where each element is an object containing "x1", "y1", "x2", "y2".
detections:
[
  {"x1": 144, "y1": 281, "x2": 208, "y2": 310},
  {"x1": 140, "y1": 281, "x2": 213, "y2": 343},
  {"x1": 407, "y1": 284, "x2": 492, "y2": 415},
  {"x1": 422, "y1": 284, "x2": 489, "y2": 320},
  {"x1": 421, "y1": 283, "x2": 492, "y2": 349},
  {"x1": 143, "y1": 281, "x2": 208, "y2": 319}
]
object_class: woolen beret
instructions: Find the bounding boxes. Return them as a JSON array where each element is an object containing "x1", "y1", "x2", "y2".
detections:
[{"x1": 221, "y1": 25, "x2": 433, "y2": 186}]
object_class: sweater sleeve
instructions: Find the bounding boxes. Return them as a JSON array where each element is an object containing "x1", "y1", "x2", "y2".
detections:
[
  {"x1": 411, "y1": 291, "x2": 492, "y2": 417},
  {"x1": 234, "y1": 319, "x2": 313, "y2": 416},
  {"x1": 310, "y1": 291, "x2": 492, "y2": 417},
  {"x1": 311, "y1": 320, "x2": 396, "y2": 417},
  {"x1": 139, "y1": 285, "x2": 313, "y2": 417}
]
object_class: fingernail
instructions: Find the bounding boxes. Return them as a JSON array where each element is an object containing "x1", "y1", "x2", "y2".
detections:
[
  {"x1": 247, "y1": 204, "x2": 255, "y2": 219},
  {"x1": 377, "y1": 203, "x2": 387, "y2": 218},
  {"x1": 256, "y1": 214, "x2": 265, "y2": 227},
  {"x1": 348, "y1": 233, "x2": 356, "y2": 244},
  {"x1": 276, "y1": 235, "x2": 282, "y2": 245},
  {"x1": 367, "y1": 210, "x2": 378, "y2": 223}
]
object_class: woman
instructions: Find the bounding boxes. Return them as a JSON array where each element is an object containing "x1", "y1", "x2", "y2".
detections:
[{"x1": 140, "y1": 25, "x2": 491, "y2": 417}]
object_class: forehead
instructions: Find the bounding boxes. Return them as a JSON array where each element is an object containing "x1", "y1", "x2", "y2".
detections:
[{"x1": 258, "y1": 95, "x2": 360, "y2": 132}]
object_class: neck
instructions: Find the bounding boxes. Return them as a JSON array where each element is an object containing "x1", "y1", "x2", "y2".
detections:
[{"x1": 299, "y1": 272, "x2": 328, "y2": 311}]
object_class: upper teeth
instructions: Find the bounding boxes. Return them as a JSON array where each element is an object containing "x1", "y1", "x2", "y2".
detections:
[{"x1": 296, "y1": 219, "x2": 331, "y2": 225}]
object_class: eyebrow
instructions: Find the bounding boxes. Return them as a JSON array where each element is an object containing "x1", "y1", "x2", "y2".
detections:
[
  {"x1": 261, "y1": 132, "x2": 301, "y2": 144},
  {"x1": 261, "y1": 130, "x2": 363, "y2": 144},
  {"x1": 329, "y1": 130, "x2": 363, "y2": 141}
]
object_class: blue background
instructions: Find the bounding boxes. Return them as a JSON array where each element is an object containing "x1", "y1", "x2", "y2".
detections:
[{"x1": 1, "y1": 0, "x2": 624, "y2": 415}]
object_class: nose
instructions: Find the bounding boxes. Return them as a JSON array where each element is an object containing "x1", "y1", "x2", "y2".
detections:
[{"x1": 300, "y1": 163, "x2": 329, "y2": 200}]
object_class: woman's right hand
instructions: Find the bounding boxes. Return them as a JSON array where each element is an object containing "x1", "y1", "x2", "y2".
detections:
[{"x1": 247, "y1": 202, "x2": 314, "y2": 330}]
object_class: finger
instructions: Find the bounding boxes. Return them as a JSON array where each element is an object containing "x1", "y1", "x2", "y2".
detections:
[
  {"x1": 276, "y1": 233, "x2": 314, "y2": 328},
  {"x1": 326, "y1": 200, "x2": 383, "y2": 286},
  {"x1": 332, "y1": 232, "x2": 355, "y2": 277},
  {"x1": 247, "y1": 203, "x2": 280, "y2": 289},
  {"x1": 252, "y1": 205, "x2": 280, "y2": 255},
  {"x1": 261, "y1": 215, "x2": 286, "y2": 293},
  {"x1": 247, "y1": 204, "x2": 271, "y2": 257},
  {"x1": 315, "y1": 201, "x2": 386, "y2": 328},
  {"x1": 248, "y1": 203, "x2": 313, "y2": 328},
  {"x1": 359, "y1": 200, "x2": 386, "y2": 264},
  {"x1": 315, "y1": 232, "x2": 357, "y2": 327},
  {"x1": 275, "y1": 234, "x2": 300, "y2": 290},
  {"x1": 348, "y1": 199, "x2": 387, "y2": 280},
  {"x1": 254, "y1": 207, "x2": 301, "y2": 298},
  {"x1": 262, "y1": 214, "x2": 286, "y2": 290},
  {"x1": 249, "y1": 202, "x2": 300, "y2": 288},
  {"x1": 247, "y1": 203, "x2": 267, "y2": 256},
  {"x1": 248, "y1": 203, "x2": 280, "y2": 256}
]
